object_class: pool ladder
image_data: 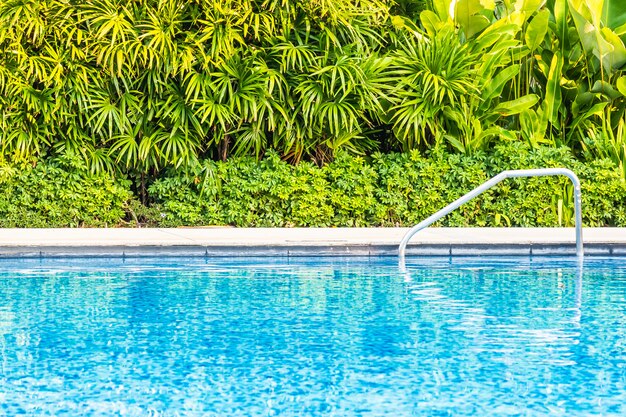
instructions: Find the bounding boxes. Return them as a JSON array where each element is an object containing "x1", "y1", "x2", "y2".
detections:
[{"x1": 398, "y1": 168, "x2": 583, "y2": 260}]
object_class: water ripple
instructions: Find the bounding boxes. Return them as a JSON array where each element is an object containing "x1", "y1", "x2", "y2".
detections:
[{"x1": 0, "y1": 257, "x2": 625, "y2": 416}]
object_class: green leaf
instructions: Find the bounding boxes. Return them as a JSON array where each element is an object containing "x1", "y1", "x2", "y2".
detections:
[
  {"x1": 525, "y1": 9, "x2": 550, "y2": 51},
  {"x1": 482, "y1": 65, "x2": 520, "y2": 102},
  {"x1": 433, "y1": 0, "x2": 453, "y2": 20},
  {"x1": 465, "y1": 15, "x2": 491, "y2": 38},
  {"x1": 600, "y1": 28, "x2": 626, "y2": 70},
  {"x1": 569, "y1": 0, "x2": 626, "y2": 71},
  {"x1": 479, "y1": 0, "x2": 496, "y2": 9},
  {"x1": 390, "y1": 15, "x2": 405, "y2": 29},
  {"x1": 420, "y1": 10, "x2": 442, "y2": 37},
  {"x1": 445, "y1": 135, "x2": 466, "y2": 153},
  {"x1": 455, "y1": 0, "x2": 485, "y2": 35},
  {"x1": 543, "y1": 53, "x2": 564, "y2": 127},
  {"x1": 569, "y1": 102, "x2": 607, "y2": 131},
  {"x1": 495, "y1": 94, "x2": 540, "y2": 115},
  {"x1": 617, "y1": 76, "x2": 626, "y2": 96},
  {"x1": 603, "y1": 0, "x2": 626, "y2": 30},
  {"x1": 474, "y1": 23, "x2": 520, "y2": 50},
  {"x1": 591, "y1": 80, "x2": 622, "y2": 99},
  {"x1": 548, "y1": 0, "x2": 570, "y2": 53},
  {"x1": 515, "y1": 0, "x2": 545, "y2": 13},
  {"x1": 567, "y1": 0, "x2": 600, "y2": 23}
]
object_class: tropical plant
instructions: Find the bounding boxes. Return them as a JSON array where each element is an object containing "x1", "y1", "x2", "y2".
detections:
[
  {"x1": 1, "y1": 0, "x2": 626, "y2": 200},
  {"x1": 387, "y1": 3, "x2": 538, "y2": 154},
  {"x1": 0, "y1": 0, "x2": 398, "y2": 176}
]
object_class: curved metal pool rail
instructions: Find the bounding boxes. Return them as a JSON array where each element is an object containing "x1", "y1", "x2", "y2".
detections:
[{"x1": 398, "y1": 168, "x2": 583, "y2": 260}]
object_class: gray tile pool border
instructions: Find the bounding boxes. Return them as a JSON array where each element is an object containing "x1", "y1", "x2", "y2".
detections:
[{"x1": 0, "y1": 228, "x2": 624, "y2": 257}]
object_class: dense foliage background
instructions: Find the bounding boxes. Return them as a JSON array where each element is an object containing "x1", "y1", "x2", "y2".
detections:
[{"x1": 1, "y1": 0, "x2": 625, "y2": 227}]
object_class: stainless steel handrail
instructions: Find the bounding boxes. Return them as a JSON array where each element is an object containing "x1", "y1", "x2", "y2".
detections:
[{"x1": 398, "y1": 168, "x2": 583, "y2": 260}]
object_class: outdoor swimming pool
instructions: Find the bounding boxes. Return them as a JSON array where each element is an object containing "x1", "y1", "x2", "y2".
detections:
[{"x1": 0, "y1": 256, "x2": 625, "y2": 416}]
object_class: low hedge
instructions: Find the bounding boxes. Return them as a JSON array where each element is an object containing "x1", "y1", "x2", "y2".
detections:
[
  {"x1": 1, "y1": 144, "x2": 624, "y2": 227},
  {"x1": 148, "y1": 143, "x2": 626, "y2": 228},
  {"x1": 0, "y1": 155, "x2": 132, "y2": 227}
]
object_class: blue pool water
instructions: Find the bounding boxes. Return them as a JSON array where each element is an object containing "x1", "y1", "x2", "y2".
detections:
[{"x1": 0, "y1": 256, "x2": 625, "y2": 416}]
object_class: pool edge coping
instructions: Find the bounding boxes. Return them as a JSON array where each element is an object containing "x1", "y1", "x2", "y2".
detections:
[{"x1": 1, "y1": 228, "x2": 625, "y2": 257}]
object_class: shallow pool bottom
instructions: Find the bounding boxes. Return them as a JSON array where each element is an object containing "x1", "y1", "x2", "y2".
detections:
[{"x1": 0, "y1": 256, "x2": 625, "y2": 416}]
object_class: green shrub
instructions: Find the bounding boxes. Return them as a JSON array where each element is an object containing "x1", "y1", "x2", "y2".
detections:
[
  {"x1": 148, "y1": 144, "x2": 626, "y2": 227},
  {"x1": 148, "y1": 152, "x2": 335, "y2": 227},
  {"x1": 0, "y1": 155, "x2": 133, "y2": 227},
  {"x1": 2, "y1": 144, "x2": 623, "y2": 228}
]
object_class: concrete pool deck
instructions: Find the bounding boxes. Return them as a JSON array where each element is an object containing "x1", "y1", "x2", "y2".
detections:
[{"x1": 0, "y1": 228, "x2": 624, "y2": 257}]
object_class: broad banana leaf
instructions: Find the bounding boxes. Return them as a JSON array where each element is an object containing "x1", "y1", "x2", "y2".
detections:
[
  {"x1": 482, "y1": 65, "x2": 520, "y2": 103},
  {"x1": 603, "y1": 0, "x2": 626, "y2": 30},
  {"x1": 495, "y1": 94, "x2": 540, "y2": 115},
  {"x1": 465, "y1": 15, "x2": 491, "y2": 37},
  {"x1": 546, "y1": 0, "x2": 570, "y2": 52},
  {"x1": 420, "y1": 11, "x2": 442, "y2": 37},
  {"x1": 570, "y1": 102, "x2": 607, "y2": 131},
  {"x1": 601, "y1": 28, "x2": 626, "y2": 68},
  {"x1": 543, "y1": 53, "x2": 563, "y2": 126},
  {"x1": 525, "y1": 9, "x2": 550, "y2": 51},
  {"x1": 433, "y1": 0, "x2": 453, "y2": 20},
  {"x1": 515, "y1": 0, "x2": 546, "y2": 13},
  {"x1": 455, "y1": 0, "x2": 492, "y2": 37},
  {"x1": 474, "y1": 22, "x2": 520, "y2": 50},
  {"x1": 568, "y1": 0, "x2": 626, "y2": 71}
]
